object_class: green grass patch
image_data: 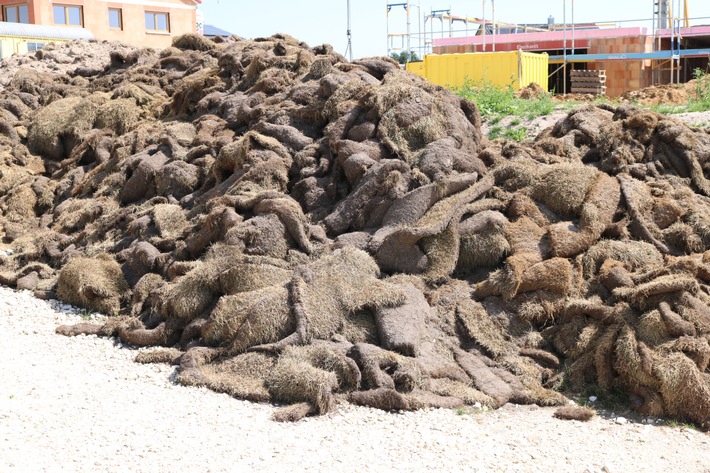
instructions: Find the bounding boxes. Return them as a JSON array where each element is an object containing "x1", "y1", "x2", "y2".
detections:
[
  {"x1": 504, "y1": 127, "x2": 527, "y2": 141},
  {"x1": 454, "y1": 79, "x2": 555, "y2": 121},
  {"x1": 453, "y1": 79, "x2": 571, "y2": 141},
  {"x1": 453, "y1": 72, "x2": 710, "y2": 141},
  {"x1": 488, "y1": 125, "x2": 504, "y2": 140},
  {"x1": 666, "y1": 419, "x2": 698, "y2": 430}
]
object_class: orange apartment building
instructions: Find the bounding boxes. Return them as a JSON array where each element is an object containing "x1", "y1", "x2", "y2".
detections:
[{"x1": 0, "y1": 0, "x2": 201, "y2": 48}]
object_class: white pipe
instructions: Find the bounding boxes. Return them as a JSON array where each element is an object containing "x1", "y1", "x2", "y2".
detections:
[
  {"x1": 571, "y1": 0, "x2": 574, "y2": 53},
  {"x1": 418, "y1": 2, "x2": 421, "y2": 58},
  {"x1": 346, "y1": 0, "x2": 352, "y2": 60},
  {"x1": 430, "y1": 10, "x2": 433, "y2": 54},
  {"x1": 492, "y1": 0, "x2": 496, "y2": 52},
  {"x1": 482, "y1": 0, "x2": 486, "y2": 52},
  {"x1": 406, "y1": 1, "x2": 411, "y2": 61},
  {"x1": 563, "y1": 0, "x2": 567, "y2": 94},
  {"x1": 386, "y1": 3, "x2": 389, "y2": 58}
]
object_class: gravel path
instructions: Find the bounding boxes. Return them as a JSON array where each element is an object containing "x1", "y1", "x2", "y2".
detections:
[{"x1": 2, "y1": 286, "x2": 710, "y2": 473}]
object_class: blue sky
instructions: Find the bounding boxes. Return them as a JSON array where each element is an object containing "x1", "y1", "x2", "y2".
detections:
[{"x1": 199, "y1": 1, "x2": 710, "y2": 59}]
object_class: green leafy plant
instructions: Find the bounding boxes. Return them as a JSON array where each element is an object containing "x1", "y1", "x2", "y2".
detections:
[
  {"x1": 687, "y1": 67, "x2": 710, "y2": 112},
  {"x1": 454, "y1": 79, "x2": 555, "y2": 121},
  {"x1": 454, "y1": 79, "x2": 559, "y2": 141},
  {"x1": 693, "y1": 67, "x2": 710, "y2": 101},
  {"x1": 650, "y1": 67, "x2": 710, "y2": 114},
  {"x1": 504, "y1": 126, "x2": 527, "y2": 141}
]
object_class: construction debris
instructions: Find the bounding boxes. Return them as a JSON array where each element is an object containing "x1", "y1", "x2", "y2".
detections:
[{"x1": 1, "y1": 34, "x2": 709, "y2": 426}]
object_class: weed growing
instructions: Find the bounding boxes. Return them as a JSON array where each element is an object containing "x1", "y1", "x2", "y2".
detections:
[
  {"x1": 455, "y1": 79, "x2": 555, "y2": 119},
  {"x1": 454, "y1": 79, "x2": 554, "y2": 140},
  {"x1": 666, "y1": 419, "x2": 698, "y2": 431},
  {"x1": 503, "y1": 127, "x2": 527, "y2": 141},
  {"x1": 650, "y1": 67, "x2": 710, "y2": 114}
]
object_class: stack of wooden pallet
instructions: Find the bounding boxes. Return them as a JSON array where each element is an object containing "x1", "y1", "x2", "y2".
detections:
[{"x1": 570, "y1": 70, "x2": 607, "y2": 95}]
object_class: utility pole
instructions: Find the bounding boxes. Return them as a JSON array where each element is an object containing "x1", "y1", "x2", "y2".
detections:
[{"x1": 345, "y1": 0, "x2": 353, "y2": 61}]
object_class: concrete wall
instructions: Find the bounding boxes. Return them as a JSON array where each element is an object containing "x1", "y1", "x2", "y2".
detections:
[{"x1": 0, "y1": 0, "x2": 197, "y2": 48}]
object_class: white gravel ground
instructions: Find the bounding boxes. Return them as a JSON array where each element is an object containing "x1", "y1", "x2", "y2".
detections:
[{"x1": 2, "y1": 286, "x2": 710, "y2": 473}]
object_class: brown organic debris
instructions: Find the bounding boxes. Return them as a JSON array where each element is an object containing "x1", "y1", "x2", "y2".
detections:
[
  {"x1": 554, "y1": 405, "x2": 596, "y2": 421},
  {"x1": 0, "y1": 35, "x2": 708, "y2": 426}
]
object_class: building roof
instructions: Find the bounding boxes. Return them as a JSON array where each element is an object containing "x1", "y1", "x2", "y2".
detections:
[
  {"x1": 203, "y1": 24, "x2": 234, "y2": 38},
  {"x1": 0, "y1": 21, "x2": 93, "y2": 40}
]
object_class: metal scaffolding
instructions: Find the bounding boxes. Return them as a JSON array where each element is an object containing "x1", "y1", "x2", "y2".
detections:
[
  {"x1": 386, "y1": 2, "x2": 411, "y2": 60},
  {"x1": 392, "y1": 1, "x2": 709, "y2": 95}
]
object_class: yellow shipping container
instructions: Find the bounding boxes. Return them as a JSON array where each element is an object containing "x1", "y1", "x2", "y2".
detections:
[{"x1": 406, "y1": 50, "x2": 548, "y2": 91}]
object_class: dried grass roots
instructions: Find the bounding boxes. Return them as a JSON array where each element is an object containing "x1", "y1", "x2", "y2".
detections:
[{"x1": 4, "y1": 36, "x2": 706, "y2": 425}]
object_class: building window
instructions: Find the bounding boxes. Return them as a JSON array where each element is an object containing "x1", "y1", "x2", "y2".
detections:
[
  {"x1": 53, "y1": 4, "x2": 83, "y2": 26},
  {"x1": 27, "y1": 42, "x2": 45, "y2": 52},
  {"x1": 108, "y1": 8, "x2": 122, "y2": 30},
  {"x1": 3, "y1": 4, "x2": 29, "y2": 24},
  {"x1": 145, "y1": 12, "x2": 169, "y2": 32}
]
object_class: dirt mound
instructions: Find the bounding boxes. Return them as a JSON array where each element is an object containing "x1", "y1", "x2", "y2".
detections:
[
  {"x1": 1, "y1": 36, "x2": 709, "y2": 426},
  {"x1": 552, "y1": 93, "x2": 598, "y2": 103},
  {"x1": 618, "y1": 84, "x2": 689, "y2": 105},
  {"x1": 516, "y1": 82, "x2": 546, "y2": 99}
]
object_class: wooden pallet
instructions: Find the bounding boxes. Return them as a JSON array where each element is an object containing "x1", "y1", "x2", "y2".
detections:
[{"x1": 570, "y1": 86, "x2": 607, "y2": 94}]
